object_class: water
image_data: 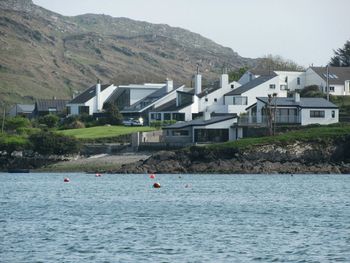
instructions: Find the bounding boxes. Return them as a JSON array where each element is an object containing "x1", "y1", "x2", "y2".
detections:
[{"x1": 1, "y1": 173, "x2": 350, "y2": 262}]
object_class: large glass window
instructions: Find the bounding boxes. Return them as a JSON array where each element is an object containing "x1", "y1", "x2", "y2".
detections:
[
  {"x1": 172, "y1": 113, "x2": 185, "y2": 121},
  {"x1": 232, "y1": 96, "x2": 248, "y2": 105},
  {"x1": 172, "y1": 130, "x2": 189, "y2": 136},
  {"x1": 310, "y1": 110, "x2": 325, "y2": 118},
  {"x1": 79, "y1": 106, "x2": 89, "y2": 114},
  {"x1": 280, "y1": 85, "x2": 288, "y2": 90},
  {"x1": 164, "y1": 113, "x2": 171, "y2": 120}
]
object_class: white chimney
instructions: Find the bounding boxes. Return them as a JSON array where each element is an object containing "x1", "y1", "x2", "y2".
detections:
[
  {"x1": 203, "y1": 110, "x2": 211, "y2": 121},
  {"x1": 294, "y1": 92, "x2": 300, "y2": 103},
  {"x1": 166, "y1": 79, "x2": 173, "y2": 93},
  {"x1": 195, "y1": 74, "x2": 202, "y2": 95},
  {"x1": 96, "y1": 80, "x2": 101, "y2": 112},
  {"x1": 220, "y1": 73, "x2": 229, "y2": 89}
]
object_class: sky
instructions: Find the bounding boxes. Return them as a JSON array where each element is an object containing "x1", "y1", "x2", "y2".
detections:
[{"x1": 33, "y1": 0, "x2": 349, "y2": 67}]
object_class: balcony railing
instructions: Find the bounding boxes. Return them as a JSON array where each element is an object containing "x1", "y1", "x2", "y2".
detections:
[{"x1": 237, "y1": 115, "x2": 301, "y2": 126}]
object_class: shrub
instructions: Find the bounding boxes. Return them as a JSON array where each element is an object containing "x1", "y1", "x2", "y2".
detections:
[
  {"x1": 38, "y1": 114, "x2": 59, "y2": 128},
  {"x1": 5, "y1": 117, "x2": 31, "y2": 132},
  {"x1": 29, "y1": 131, "x2": 81, "y2": 155},
  {"x1": 0, "y1": 134, "x2": 29, "y2": 156}
]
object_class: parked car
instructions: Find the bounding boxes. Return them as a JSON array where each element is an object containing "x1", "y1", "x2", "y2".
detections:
[{"x1": 122, "y1": 118, "x2": 143, "y2": 126}]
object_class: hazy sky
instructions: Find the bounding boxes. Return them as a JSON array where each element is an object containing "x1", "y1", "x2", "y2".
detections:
[{"x1": 33, "y1": 0, "x2": 349, "y2": 67}]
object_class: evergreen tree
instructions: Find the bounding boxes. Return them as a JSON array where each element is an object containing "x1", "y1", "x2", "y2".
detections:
[{"x1": 330, "y1": 40, "x2": 350, "y2": 67}]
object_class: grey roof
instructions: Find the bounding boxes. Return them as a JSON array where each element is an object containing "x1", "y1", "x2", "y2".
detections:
[
  {"x1": 151, "y1": 99, "x2": 192, "y2": 112},
  {"x1": 197, "y1": 81, "x2": 221, "y2": 98},
  {"x1": 311, "y1": 66, "x2": 350, "y2": 85},
  {"x1": 256, "y1": 97, "x2": 338, "y2": 109},
  {"x1": 36, "y1": 99, "x2": 69, "y2": 112},
  {"x1": 69, "y1": 84, "x2": 111, "y2": 104},
  {"x1": 163, "y1": 114, "x2": 237, "y2": 129},
  {"x1": 225, "y1": 75, "x2": 276, "y2": 96},
  {"x1": 12, "y1": 104, "x2": 35, "y2": 113},
  {"x1": 121, "y1": 84, "x2": 183, "y2": 113},
  {"x1": 249, "y1": 69, "x2": 275, "y2": 76}
]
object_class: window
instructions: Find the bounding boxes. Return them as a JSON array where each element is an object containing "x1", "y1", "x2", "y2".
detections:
[
  {"x1": 205, "y1": 98, "x2": 208, "y2": 102},
  {"x1": 78, "y1": 106, "x2": 89, "y2": 114},
  {"x1": 214, "y1": 98, "x2": 217, "y2": 102},
  {"x1": 310, "y1": 110, "x2": 325, "y2": 118},
  {"x1": 332, "y1": 110, "x2": 335, "y2": 118},
  {"x1": 297, "y1": 77, "x2": 301, "y2": 85},
  {"x1": 150, "y1": 113, "x2": 161, "y2": 120},
  {"x1": 285, "y1": 76, "x2": 288, "y2": 83},
  {"x1": 329, "y1": 86, "x2": 335, "y2": 92},
  {"x1": 172, "y1": 130, "x2": 189, "y2": 136},
  {"x1": 67, "y1": 106, "x2": 71, "y2": 115},
  {"x1": 232, "y1": 96, "x2": 248, "y2": 105},
  {"x1": 48, "y1": 107, "x2": 57, "y2": 113},
  {"x1": 172, "y1": 113, "x2": 185, "y2": 121},
  {"x1": 231, "y1": 84, "x2": 234, "y2": 89},
  {"x1": 280, "y1": 84, "x2": 288, "y2": 90},
  {"x1": 164, "y1": 113, "x2": 171, "y2": 120},
  {"x1": 269, "y1": 84, "x2": 276, "y2": 89}
]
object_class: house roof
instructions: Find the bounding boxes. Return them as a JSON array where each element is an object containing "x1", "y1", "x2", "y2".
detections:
[
  {"x1": 69, "y1": 84, "x2": 111, "y2": 104},
  {"x1": 310, "y1": 66, "x2": 350, "y2": 85},
  {"x1": 36, "y1": 99, "x2": 69, "y2": 112},
  {"x1": 197, "y1": 82, "x2": 221, "y2": 98},
  {"x1": 163, "y1": 114, "x2": 237, "y2": 129},
  {"x1": 11, "y1": 104, "x2": 35, "y2": 113},
  {"x1": 256, "y1": 97, "x2": 339, "y2": 109},
  {"x1": 225, "y1": 75, "x2": 276, "y2": 96},
  {"x1": 151, "y1": 99, "x2": 192, "y2": 112},
  {"x1": 121, "y1": 84, "x2": 183, "y2": 113},
  {"x1": 249, "y1": 69, "x2": 275, "y2": 76}
]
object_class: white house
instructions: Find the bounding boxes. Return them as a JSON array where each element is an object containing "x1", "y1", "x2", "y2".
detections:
[
  {"x1": 224, "y1": 74, "x2": 288, "y2": 115},
  {"x1": 246, "y1": 93, "x2": 339, "y2": 126},
  {"x1": 67, "y1": 82, "x2": 117, "y2": 115},
  {"x1": 162, "y1": 113, "x2": 242, "y2": 144},
  {"x1": 305, "y1": 66, "x2": 350, "y2": 96}
]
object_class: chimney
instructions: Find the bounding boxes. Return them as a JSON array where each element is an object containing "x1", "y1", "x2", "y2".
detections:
[
  {"x1": 220, "y1": 73, "x2": 229, "y2": 89},
  {"x1": 194, "y1": 74, "x2": 202, "y2": 95},
  {"x1": 166, "y1": 78, "x2": 173, "y2": 93},
  {"x1": 96, "y1": 79, "x2": 101, "y2": 112},
  {"x1": 294, "y1": 92, "x2": 300, "y2": 103},
  {"x1": 203, "y1": 110, "x2": 211, "y2": 121}
]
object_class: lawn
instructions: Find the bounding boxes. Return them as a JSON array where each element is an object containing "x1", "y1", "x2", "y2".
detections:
[
  {"x1": 210, "y1": 123, "x2": 350, "y2": 150},
  {"x1": 59, "y1": 125, "x2": 156, "y2": 139}
]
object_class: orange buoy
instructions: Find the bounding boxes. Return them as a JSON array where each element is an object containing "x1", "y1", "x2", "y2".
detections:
[
  {"x1": 153, "y1": 182, "x2": 161, "y2": 188},
  {"x1": 149, "y1": 174, "x2": 156, "y2": 179},
  {"x1": 64, "y1": 177, "x2": 70, "y2": 183}
]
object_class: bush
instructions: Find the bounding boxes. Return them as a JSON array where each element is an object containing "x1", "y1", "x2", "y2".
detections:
[
  {"x1": 150, "y1": 120, "x2": 177, "y2": 129},
  {"x1": 29, "y1": 131, "x2": 81, "y2": 155},
  {"x1": 5, "y1": 117, "x2": 31, "y2": 132},
  {"x1": 300, "y1": 85, "x2": 324, "y2": 98},
  {"x1": 0, "y1": 134, "x2": 29, "y2": 156},
  {"x1": 38, "y1": 114, "x2": 59, "y2": 128}
]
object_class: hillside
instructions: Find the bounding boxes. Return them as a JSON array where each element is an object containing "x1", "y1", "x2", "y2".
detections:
[{"x1": 0, "y1": 0, "x2": 255, "y2": 110}]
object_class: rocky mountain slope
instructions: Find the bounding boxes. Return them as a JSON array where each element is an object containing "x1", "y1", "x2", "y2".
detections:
[{"x1": 0, "y1": 0, "x2": 255, "y2": 109}]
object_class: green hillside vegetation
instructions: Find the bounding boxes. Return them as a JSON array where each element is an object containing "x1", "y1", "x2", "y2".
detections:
[
  {"x1": 209, "y1": 124, "x2": 350, "y2": 150},
  {"x1": 59, "y1": 126, "x2": 155, "y2": 140},
  {"x1": 0, "y1": 0, "x2": 254, "y2": 111}
]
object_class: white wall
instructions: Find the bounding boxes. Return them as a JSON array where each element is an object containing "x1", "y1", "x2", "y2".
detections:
[
  {"x1": 130, "y1": 88, "x2": 159, "y2": 105},
  {"x1": 301, "y1": 108, "x2": 339, "y2": 125},
  {"x1": 305, "y1": 68, "x2": 326, "y2": 89},
  {"x1": 274, "y1": 71, "x2": 305, "y2": 91},
  {"x1": 225, "y1": 76, "x2": 286, "y2": 115}
]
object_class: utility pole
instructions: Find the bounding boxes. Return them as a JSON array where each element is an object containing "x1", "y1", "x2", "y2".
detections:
[
  {"x1": 1, "y1": 104, "x2": 5, "y2": 134},
  {"x1": 326, "y1": 64, "x2": 330, "y2": 101}
]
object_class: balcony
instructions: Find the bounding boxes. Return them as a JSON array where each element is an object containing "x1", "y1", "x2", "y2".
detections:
[{"x1": 237, "y1": 115, "x2": 301, "y2": 126}]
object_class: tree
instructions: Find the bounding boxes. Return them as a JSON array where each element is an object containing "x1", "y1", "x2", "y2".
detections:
[
  {"x1": 101, "y1": 102, "x2": 123, "y2": 125},
  {"x1": 5, "y1": 117, "x2": 31, "y2": 132},
  {"x1": 256, "y1": 54, "x2": 304, "y2": 71},
  {"x1": 300, "y1": 85, "x2": 324, "y2": 98},
  {"x1": 38, "y1": 114, "x2": 59, "y2": 128},
  {"x1": 228, "y1": 67, "x2": 248, "y2": 82},
  {"x1": 330, "y1": 40, "x2": 350, "y2": 67}
]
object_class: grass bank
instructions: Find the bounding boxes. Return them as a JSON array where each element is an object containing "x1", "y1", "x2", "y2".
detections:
[
  {"x1": 59, "y1": 125, "x2": 156, "y2": 140},
  {"x1": 209, "y1": 124, "x2": 350, "y2": 150}
]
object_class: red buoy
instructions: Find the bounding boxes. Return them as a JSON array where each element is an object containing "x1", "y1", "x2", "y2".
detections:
[
  {"x1": 64, "y1": 177, "x2": 70, "y2": 183},
  {"x1": 153, "y1": 182, "x2": 161, "y2": 188},
  {"x1": 95, "y1": 173, "x2": 102, "y2": 177},
  {"x1": 149, "y1": 174, "x2": 156, "y2": 179}
]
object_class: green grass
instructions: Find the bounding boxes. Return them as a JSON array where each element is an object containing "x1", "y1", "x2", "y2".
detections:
[
  {"x1": 59, "y1": 125, "x2": 156, "y2": 139},
  {"x1": 209, "y1": 124, "x2": 350, "y2": 150}
]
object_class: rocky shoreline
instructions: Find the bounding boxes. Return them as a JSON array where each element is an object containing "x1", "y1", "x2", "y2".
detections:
[
  {"x1": 112, "y1": 138, "x2": 350, "y2": 174},
  {"x1": 1, "y1": 137, "x2": 350, "y2": 174}
]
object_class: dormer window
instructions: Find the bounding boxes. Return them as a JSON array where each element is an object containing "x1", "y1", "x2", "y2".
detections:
[{"x1": 231, "y1": 84, "x2": 234, "y2": 89}]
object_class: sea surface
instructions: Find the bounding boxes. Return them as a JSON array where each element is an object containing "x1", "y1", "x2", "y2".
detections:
[{"x1": 1, "y1": 173, "x2": 350, "y2": 263}]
